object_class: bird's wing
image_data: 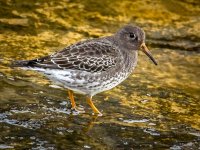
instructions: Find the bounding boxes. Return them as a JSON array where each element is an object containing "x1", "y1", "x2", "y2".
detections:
[{"x1": 27, "y1": 40, "x2": 120, "y2": 73}]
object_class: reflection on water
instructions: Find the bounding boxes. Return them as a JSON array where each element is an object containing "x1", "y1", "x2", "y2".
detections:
[{"x1": 0, "y1": 0, "x2": 200, "y2": 149}]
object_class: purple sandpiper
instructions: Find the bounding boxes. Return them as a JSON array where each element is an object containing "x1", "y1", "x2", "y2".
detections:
[{"x1": 14, "y1": 25, "x2": 157, "y2": 116}]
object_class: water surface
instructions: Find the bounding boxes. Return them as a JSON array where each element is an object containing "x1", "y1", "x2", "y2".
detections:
[{"x1": 0, "y1": 0, "x2": 200, "y2": 149}]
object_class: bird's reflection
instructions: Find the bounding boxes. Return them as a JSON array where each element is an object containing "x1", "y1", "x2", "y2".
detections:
[
  {"x1": 82, "y1": 115, "x2": 99, "y2": 133},
  {"x1": 66, "y1": 111, "x2": 100, "y2": 133}
]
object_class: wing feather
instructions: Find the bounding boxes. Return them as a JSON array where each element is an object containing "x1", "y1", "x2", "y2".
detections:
[{"x1": 30, "y1": 40, "x2": 120, "y2": 73}]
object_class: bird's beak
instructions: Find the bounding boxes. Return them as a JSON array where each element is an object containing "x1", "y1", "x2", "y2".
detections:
[{"x1": 140, "y1": 43, "x2": 158, "y2": 65}]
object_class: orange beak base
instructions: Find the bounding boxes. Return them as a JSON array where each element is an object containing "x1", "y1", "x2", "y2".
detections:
[{"x1": 141, "y1": 43, "x2": 158, "y2": 65}]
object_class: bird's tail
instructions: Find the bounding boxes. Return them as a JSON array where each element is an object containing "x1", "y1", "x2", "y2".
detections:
[{"x1": 11, "y1": 60, "x2": 36, "y2": 67}]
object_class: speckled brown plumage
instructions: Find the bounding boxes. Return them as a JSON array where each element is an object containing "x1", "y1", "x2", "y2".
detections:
[{"x1": 25, "y1": 40, "x2": 119, "y2": 73}]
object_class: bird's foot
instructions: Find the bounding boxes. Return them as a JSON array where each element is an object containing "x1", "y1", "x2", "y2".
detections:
[
  {"x1": 92, "y1": 112, "x2": 103, "y2": 117},
  {"x1": 71, "y1": 106, "x2": 85, "y2": 114}
]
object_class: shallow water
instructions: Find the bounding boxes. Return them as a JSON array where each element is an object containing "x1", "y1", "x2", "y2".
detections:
[{"x1": 0, "y1": 0, "x2": 200, "y2": 149}]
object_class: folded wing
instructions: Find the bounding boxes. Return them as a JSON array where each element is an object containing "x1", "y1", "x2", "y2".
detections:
[{"x1": 24, "y1": 40, "x2": 120, "y2": 73}]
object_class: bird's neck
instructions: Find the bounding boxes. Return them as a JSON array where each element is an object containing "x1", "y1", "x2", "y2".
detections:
[
  {"x1": 122, "y1": 50, "x2": 138, "y2": 72},
  {"x1": 105, "y1": 36, "x2": 138, "y2": 72}
]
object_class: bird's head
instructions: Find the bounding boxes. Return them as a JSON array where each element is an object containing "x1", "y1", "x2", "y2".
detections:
[{"x1": 115, "y1": 25, "x2": 157, "y2": 65}]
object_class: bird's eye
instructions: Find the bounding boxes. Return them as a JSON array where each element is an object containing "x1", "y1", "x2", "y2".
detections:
[{"x1": 129, "y1": 33, "x2": 136, "y2": 39}]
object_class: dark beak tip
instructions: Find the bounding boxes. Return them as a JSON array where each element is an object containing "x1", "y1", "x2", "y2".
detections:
[{"x1": 141, "y1": 43, "x2": 158, "y2": 66}]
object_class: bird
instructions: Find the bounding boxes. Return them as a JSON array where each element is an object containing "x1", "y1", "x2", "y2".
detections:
[{"x1": 13, "y1": 25, "x2": 157, "y2": 116}]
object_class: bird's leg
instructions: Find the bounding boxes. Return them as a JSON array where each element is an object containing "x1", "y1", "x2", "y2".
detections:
[
  {"x1": 86, "y1": 96, "x2": 102, "y2": 116},
  {"x1": 67, "y1": 90, "x2": 84, "y2": 112},
  {"x1": 67, "y1": 90, "x2": 76, "y2": 109}
]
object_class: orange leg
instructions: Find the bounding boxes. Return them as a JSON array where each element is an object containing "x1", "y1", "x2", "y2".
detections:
[
  {"x1": 67, "y1": 90, "x2": 76, "y2": 109},
  {"x1": 86, "y1": 96, "x2": 102, "y2": 116},
  {"x1": 67, "y1": 90, "x2": 84, "y2": 112}
]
